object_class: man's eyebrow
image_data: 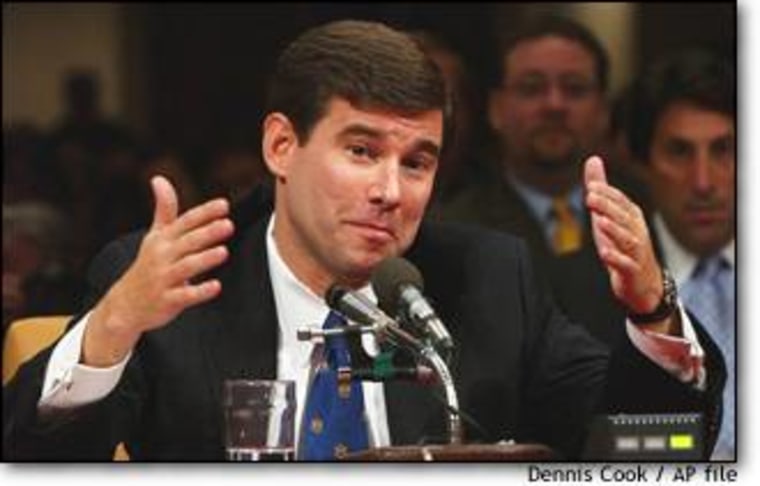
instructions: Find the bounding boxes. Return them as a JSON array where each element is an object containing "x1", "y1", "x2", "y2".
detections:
[
  {"x1": 337, "y1": 123, "x2": 441, "y2": 158},
  {"x1": 710, "y1": 132, "x2": 735, "y2": 143},
  {"x1": 337, "y1": 123, "x2": 384, "y2": 140},
  {"x1": 663, "y1": 135, "x2": 694, "y2": 146},
  {"x1": 413, "y1": 139, "x2": 441, "y2": 159},
  {"x1": 520, "y1": 70, "x2": 546, "y2": 78}
]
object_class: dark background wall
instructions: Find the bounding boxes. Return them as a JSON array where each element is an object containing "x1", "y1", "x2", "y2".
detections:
[
  {"x1": 127, "y1": 2, "x2": 734, "y2": 159},
  {"x1": 136, "y1": 3, "x2": 503, "y2": 155},
  {"x1": 1, "y1": 2, "x2": 737, "y2": 329}
]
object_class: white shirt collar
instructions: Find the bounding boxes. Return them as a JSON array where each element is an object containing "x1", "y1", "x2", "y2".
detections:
[
  {"x1": 264, "y1": 215, "x2": 389, "y2": 448},
  {"x1": 265, "y1": 215, "x2": 378, "y2": 369},
  {"x1": 652, "y1": 213, "x2": 735, "y2": 286}
]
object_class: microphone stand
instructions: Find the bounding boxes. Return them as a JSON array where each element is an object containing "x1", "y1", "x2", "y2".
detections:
[{"x1": 415, "y1": 341, "x2": 462, "y2": 444}]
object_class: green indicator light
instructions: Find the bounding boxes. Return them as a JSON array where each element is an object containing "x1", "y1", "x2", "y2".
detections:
[{"x1": 669, "y1": 434, "x2": 694, "y2": 450}]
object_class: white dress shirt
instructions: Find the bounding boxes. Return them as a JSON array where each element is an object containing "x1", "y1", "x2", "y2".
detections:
[
  {"x1": 652, "y1": 213, "x2": 735, "y2": 289},
  {"x1": 38, "y1": 215, "x2": 707, "y2": 448},
  {"x1": 38, "y1": 216, "x2": 390, "y2": 451}
]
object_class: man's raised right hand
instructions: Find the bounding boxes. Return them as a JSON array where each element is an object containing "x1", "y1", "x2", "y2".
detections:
[{"x1": 83, "y1": 176, "x2": 235, "y2": 367}]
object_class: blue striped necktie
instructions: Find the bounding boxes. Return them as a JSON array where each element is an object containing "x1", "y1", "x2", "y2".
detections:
[
  {"x1": 299, "y1": 310, "x2": 369, "y2": 460},
  {"x1": 681, "y1": 256, "x2": 735, "y2": 460}
]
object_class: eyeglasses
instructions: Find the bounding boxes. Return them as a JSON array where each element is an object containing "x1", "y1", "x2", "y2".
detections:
[{"x1": 505, "y1": 76, "x2": 599, "y2": 101}]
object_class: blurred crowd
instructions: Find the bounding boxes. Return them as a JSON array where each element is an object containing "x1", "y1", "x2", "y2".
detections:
[{"x1": 3, "y1": 70, "x2": 268, "y2": 333}]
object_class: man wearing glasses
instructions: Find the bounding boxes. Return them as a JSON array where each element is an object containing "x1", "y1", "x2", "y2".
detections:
[{"x1": 442, "y1": 14, "x2": 649, "y2": 347}]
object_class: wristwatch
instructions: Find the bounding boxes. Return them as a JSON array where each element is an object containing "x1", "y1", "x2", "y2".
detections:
[{"x1": 628, "y1": 269, "x2": 678, "y2": 325}]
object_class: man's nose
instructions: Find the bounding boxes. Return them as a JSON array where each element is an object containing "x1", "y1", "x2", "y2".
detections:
[
  {"x1": 368, "y1": 161, "x2": 401, "y2": 208},
  {"x1": 544, "y1": 84, "x2": 569, "y2": 111},
  {"x1": 692, "y1": 154, "x2": 716, "y2": 194}
]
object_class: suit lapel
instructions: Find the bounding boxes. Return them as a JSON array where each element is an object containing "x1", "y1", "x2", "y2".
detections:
[{"x1": 201, "y1": 213, "x2": 279, "y2": 405}]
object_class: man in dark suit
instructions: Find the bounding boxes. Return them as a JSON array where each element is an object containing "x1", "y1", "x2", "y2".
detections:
[
  {"x1": 440, "y1": 14, "x2": 651, "y2": 347},
  {"x1": 3, "y1": 20, "x2": 722, "y2": 461},
  {"x1": 622, "y1": 49, "x2": 736, "y2": 460}
]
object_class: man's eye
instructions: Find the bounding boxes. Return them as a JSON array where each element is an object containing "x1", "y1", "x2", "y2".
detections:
[
  {"x1": 561, "y1": 82, "x2": 594, "y2": 99},
  {"x1": 402, "y1": 156, "x2": 434, "y2": 173},
  {"x1": 664, "y1": 140, "x2": 693, "y2": 159},
  {"x1": 347, "y1": 144, "x2": 372, "y2": 158},
  {"x1": 710, "y1": 138, "x2": 735, "y2": 162},
  {"x1": 513, "y1": 82, "x2": 546, "y2": 98}
]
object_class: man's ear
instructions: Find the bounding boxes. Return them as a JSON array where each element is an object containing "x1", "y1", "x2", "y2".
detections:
[{"x1": 262, "y1": 112, "x2": 298, "y2": 180}]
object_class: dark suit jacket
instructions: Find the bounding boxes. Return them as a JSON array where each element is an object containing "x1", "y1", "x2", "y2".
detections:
[
  {"x1": 3, "y1": 188, "x2": 724, "y2": 461},
  {"x1": 437, "y1": 173, "x2": 726, "y2": 450},
  {"x1": 439, "y1": 172, "x2": 632, "y2": 348}
]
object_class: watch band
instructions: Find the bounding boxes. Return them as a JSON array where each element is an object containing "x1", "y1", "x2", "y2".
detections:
[{"x1": 628, "y1": 269, "x2": 678, "y2": 325}]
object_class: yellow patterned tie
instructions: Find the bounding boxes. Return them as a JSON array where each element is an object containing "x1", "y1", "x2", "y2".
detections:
[{"x1": 551, "y1": 196, "x2": 582, "y2": 255}]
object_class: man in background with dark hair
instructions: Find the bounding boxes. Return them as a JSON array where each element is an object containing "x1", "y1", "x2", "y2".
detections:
[
  {"x1": 441, "y1": 14, "x2": 651, "y2": 348},
  {"x1": 623, "y1": 49, "x2": 736, "y2": 460},
  {"x1": 4, "y1": 20, "x2": 722, "y2": 461}
]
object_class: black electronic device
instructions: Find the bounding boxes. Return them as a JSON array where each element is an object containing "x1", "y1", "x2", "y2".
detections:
[{"x1": 582, "y1": 413, "x2": 705, "y2": 460}]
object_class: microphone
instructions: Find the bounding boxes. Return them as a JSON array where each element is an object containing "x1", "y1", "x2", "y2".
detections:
[
  {"x1": 321, "y1": 285, "x2": 435, "y2": 384},
  {"x1": 324, "y1": 283, "x2": 427, "y2": 352},
  {"x1": 324, "y1": 284, "x2": 398, "y2": 330},
  {"x1": 371, "y1": 257, "x2": 454, "y2": 351}
]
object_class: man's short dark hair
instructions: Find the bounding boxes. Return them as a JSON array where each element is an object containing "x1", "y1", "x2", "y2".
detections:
[
  {"x1": 265, "y1": 19, "x2": 448, "y2": 144},
  {"x1": 624, "y1": 49, "x2": 735, "y2": 162},
  {"x1": 494, "y1": 14, "x2": 610, "y2": 93}
]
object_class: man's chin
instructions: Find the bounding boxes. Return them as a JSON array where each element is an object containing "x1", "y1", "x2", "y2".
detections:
[
  {"x1": 671, "y1": 223, "x2": 732, "y2": 256},
  {"x1": 530, "y1": 142, "x2": 578, "y2": 169},
  {"x1": 341, "y1": 248, "x2": 397, "y2": 283}
]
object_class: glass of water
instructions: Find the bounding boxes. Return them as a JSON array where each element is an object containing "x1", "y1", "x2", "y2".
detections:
[{"x1": 223, "y1": 379, "x2": 296, "y2": 461}]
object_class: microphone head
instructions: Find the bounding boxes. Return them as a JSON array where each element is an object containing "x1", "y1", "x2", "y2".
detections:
[
  {"x1": 371, "y1": 257, "x2": 424, "y2": 315},
  {"x1": 324, "y1": 283, "x2": 388, "y2": 327},
  {"x1": 325, "y1": 283, "x2": 347, "y2": 309}
]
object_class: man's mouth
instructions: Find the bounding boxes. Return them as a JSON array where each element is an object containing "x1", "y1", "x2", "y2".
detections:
[
  {"x1": 532, "y1": 126, "x2": 575, "y2": 145},
  {"x1": 345, "y1": 221, "x2": 396, "y2": 242},
  {"x1": 684, "y1": 203, "x2": 727, "y2": 225}
]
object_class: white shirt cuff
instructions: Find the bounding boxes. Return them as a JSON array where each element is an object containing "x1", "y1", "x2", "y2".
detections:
[
  {"x1": 626, "y1": 301, "x2": 706, "y2": 390},
  {"x1": 38, "y1": 311, "x2": 131, "y2": 411}
]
